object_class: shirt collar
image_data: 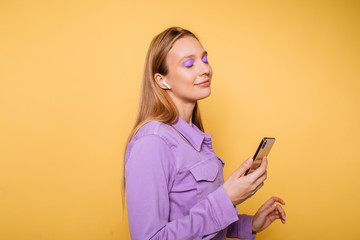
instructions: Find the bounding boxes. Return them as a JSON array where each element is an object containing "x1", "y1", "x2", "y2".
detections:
[{"x1": 172, "y1": 116, "x2": 212, "y2": 151}]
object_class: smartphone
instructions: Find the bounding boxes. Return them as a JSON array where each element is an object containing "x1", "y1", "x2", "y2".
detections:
[{"x1": 244, "y1": 137, "x2": 276, "y2": 175}]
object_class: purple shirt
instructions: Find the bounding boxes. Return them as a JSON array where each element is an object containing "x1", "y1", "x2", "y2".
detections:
[{"x1": 125, "y1": 117, "x2": 256, "y2": 239}]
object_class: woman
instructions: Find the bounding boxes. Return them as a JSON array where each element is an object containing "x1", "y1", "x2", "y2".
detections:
[{"x1": 124, "y1": 26, "x2": 286, "y2": 239}]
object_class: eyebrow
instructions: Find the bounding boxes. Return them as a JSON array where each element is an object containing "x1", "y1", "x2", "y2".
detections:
[{"x1": 178, "y1": 51, "x2": 208, "y2": 63}]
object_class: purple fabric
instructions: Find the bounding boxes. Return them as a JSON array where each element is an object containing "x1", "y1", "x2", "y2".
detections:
[{"x1": 125, "y1": 117, "x2": 257, "y2": 239}]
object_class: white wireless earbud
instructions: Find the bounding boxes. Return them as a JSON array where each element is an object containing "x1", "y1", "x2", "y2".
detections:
[{"x1": 162, "y1": 80, "x2": 172, "y2": 90}]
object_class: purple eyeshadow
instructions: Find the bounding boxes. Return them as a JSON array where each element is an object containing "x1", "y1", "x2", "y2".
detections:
[
  {"x1": 202, "y1": 55, "x2": 208, "y2": 63},
  {"x1": 182, "y1": 59, "x2": 195, "y2": 67}
]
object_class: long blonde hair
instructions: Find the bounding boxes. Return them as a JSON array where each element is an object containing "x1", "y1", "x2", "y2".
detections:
[{"x1": 122, "y1": 27, "x2": 205, "y2": 206}]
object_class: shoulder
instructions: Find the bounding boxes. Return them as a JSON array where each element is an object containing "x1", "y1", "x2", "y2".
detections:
[
  {"x1": 132, "y1": 121, "x2": 180, "y2": 146},
  {"x1": 125, "y1": 121, "x2": 179, "y2": 161},
  {"x1": 132, "y1": 121, "x2": 174, "y2": 142}
]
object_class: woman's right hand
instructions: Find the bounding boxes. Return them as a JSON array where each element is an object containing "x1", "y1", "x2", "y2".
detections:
[{"x1": 223, "y1": 157, "x2": 268, "y2": 206}]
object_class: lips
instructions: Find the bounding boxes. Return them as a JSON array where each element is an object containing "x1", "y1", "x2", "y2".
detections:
[{"x1": 194, "y1": 80, "x2": 210, "y2": 85}]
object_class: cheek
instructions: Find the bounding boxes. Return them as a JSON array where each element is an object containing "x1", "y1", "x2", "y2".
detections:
[{"x1": 170, "y1": 70, "x2": 196, "y2": 86}]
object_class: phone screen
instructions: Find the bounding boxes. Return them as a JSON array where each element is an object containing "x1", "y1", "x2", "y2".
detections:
[{"x1": 245, "y1": 138, "x2": 276, "y2": 175}]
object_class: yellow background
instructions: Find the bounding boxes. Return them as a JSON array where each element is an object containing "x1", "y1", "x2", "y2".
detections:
[{"x1": 1, "y1": 0, "x2": 359, "y2": 239}]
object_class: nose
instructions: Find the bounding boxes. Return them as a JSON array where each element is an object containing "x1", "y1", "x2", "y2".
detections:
[{"x1": 199, "y1": 61, "x2": 211, "y2": 76}]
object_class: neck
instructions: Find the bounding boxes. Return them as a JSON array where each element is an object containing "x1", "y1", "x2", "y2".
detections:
[
  {"x1": 178, "y1": 103, "x2": 195, "y2": 126},
  {"x1": 169, "y1": 95, "x2": 195, "y2": 126}
]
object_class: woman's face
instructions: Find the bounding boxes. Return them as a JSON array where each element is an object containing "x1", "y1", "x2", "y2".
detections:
[{"x1": 162, "y1": 36, "x2": 213, "y2": 105}]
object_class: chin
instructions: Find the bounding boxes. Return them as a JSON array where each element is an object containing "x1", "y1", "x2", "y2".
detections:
[{"x1": 197, "y1": 88, "x2": 211, "y2": 100}]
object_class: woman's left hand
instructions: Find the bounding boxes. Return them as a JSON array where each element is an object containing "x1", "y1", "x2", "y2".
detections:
[{"x1": 252, "y1": 196, "x2": 286, "y2": 233}]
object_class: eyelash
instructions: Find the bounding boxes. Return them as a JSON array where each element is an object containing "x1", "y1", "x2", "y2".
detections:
[{"x1": 182, "y1": 55, "x2": 208, "y2": 68}]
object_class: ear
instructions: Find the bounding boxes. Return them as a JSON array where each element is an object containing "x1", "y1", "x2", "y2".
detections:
[{"x1": 154, "y1": 73, "x2": 168, "y2": 90}]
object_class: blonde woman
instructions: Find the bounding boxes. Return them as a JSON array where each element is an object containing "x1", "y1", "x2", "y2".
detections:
[{"x1": 124, "y1": 27, "x2": 286, "y2": 240}]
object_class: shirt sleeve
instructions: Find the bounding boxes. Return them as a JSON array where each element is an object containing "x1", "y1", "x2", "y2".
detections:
[
  {"x1": 125, "y1": 134, "x2": 240, "y2": 240},
  {"x1": 226, "y1": 214, "x2": 257, "y2": 239}
]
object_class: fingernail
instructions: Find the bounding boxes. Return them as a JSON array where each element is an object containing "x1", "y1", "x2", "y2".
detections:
[{"x1": 247, "y1": 158, "x2": 253, "y2": 163}]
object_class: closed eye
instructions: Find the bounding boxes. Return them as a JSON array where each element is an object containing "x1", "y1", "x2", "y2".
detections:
[
  {"x1": 202, "y1": 54, "x2": 208, "y2": 63},
  {"x1": 182, "y1": 59, "x2": 195, "y2": 68}
]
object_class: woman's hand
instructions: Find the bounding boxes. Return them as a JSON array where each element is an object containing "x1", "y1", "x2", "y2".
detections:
[
  {"x1": 223, "y1": 157, "x2": 267, "y2": 206},
  {"x1": 252, "y1": 196, "x2": 286, "y2": 233}
]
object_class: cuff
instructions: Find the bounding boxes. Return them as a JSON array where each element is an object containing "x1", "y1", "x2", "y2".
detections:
[
  {"x1": 238, "y1": 214, "x2": 257, "y2": 239},
  {"x1": 207, "y1": 186, "x2": 239, "y2": 230}
]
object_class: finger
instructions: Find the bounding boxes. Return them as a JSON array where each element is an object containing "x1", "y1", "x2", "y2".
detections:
[
  {"x1": 252, "y1": 182, "x2": 264, "y2": 196},
  {"x1": 262, "y1": 196, "x2": 285, "y2": 210},
  {"x1": 232, "y1": 158, "x2": 253, "y2": 178},
  {"x1": 256, "y1": 196, "x2": 283, "y2": 214},
  {"x1": 248, "y1": 157, "x2": 268, "y2": 181},
  {"x1": 268, "y1": 212, "x2": 280, "y2": 222},
  {"x1": 267, "y1": 209, "x2": 283, "y2": 223},
  {"x1": 275, "y1": 205, "x2": 286, "y2": 223},
  {"x1": 271, "y1": 196, "x2": 285, "y2": 205},
  {"x1": 253, "y1": 170, "x2": 267, "y2": 188},
  {"x1": 248, "y1": 172, "x2": 267, "y2": 199},
  {"x1": 258, "y1": 201, "x2": 277, "y2": 219}
]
